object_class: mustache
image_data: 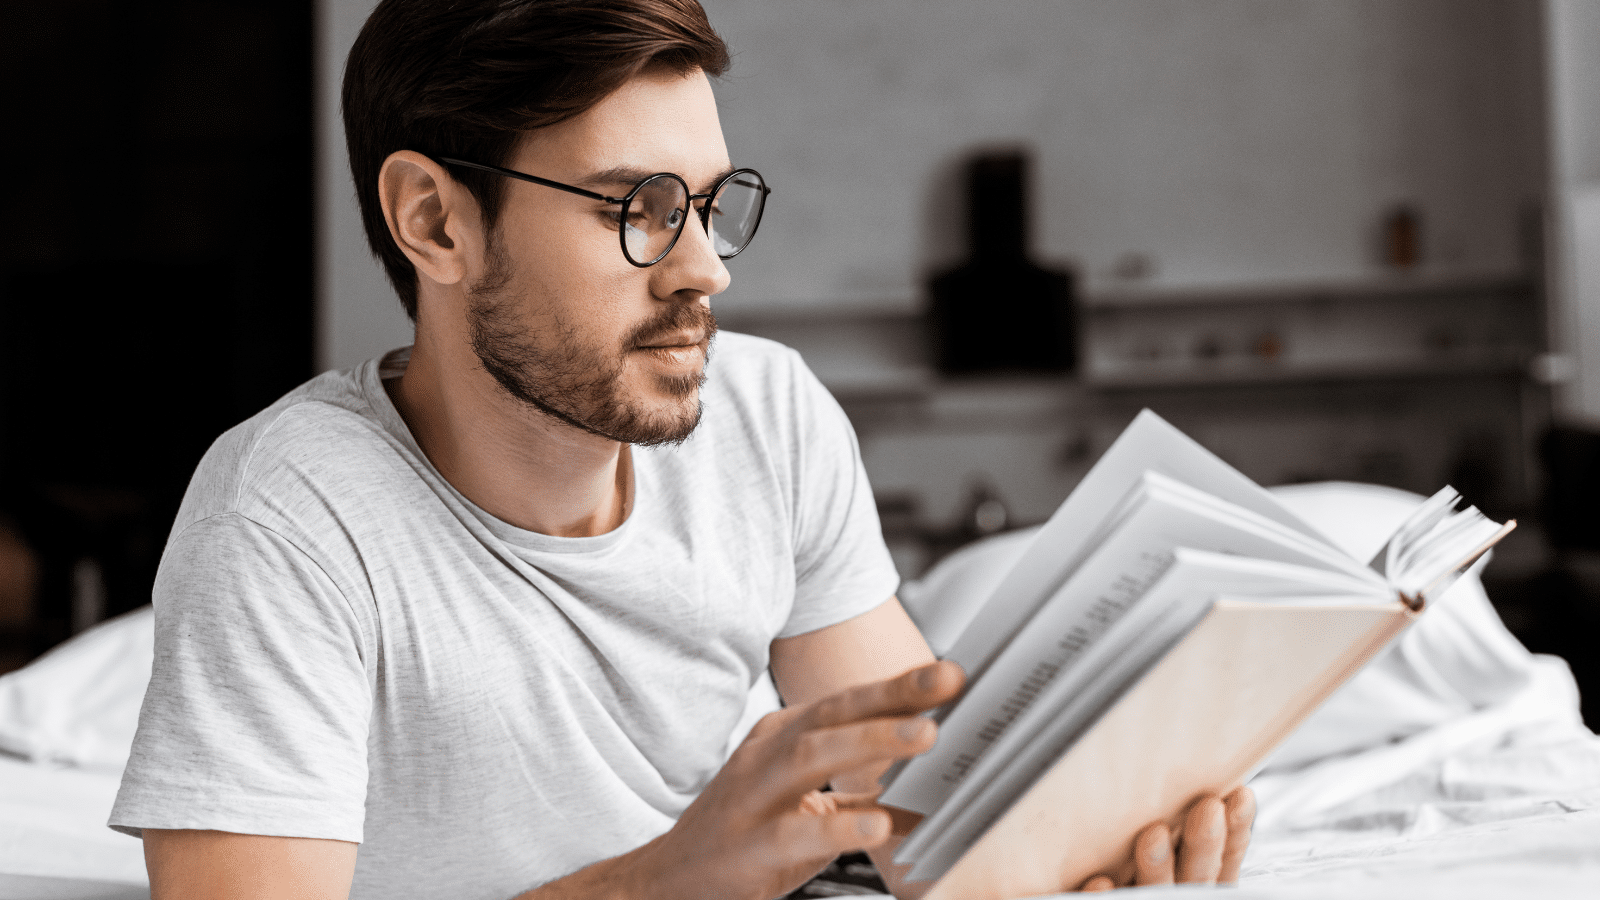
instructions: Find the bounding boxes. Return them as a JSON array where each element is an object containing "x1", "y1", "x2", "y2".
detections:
[{"x1": 627, "y1": 303, "x2": 718, "y2": 349}]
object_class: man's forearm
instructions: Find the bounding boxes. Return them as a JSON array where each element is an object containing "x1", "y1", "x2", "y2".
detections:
[{"x1": 510, "y1": 828, "x2": 809, "y2": 900}]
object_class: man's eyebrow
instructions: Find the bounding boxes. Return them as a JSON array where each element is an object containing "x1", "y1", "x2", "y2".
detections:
[
  {"x1": 577, "y1": 166, "x2": 657, "y2": 193},
  {"x1": 578, "y1": 165, "x2": 740, "y2": 195}
]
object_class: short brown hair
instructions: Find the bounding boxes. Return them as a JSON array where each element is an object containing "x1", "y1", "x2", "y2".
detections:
[{"x1": 342, "y1": 0, "x2": 730, "y2": 320}]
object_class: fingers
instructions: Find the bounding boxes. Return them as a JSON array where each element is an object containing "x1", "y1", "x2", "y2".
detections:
[
  {"x1": 1218, "y1": 786, "x2": 1256, "y2": 883},
  {"x1": 789, "y1": 661, "x2": 965, "y2": 734},
  {"x1": 1174, "y1": 795, "x2": 1227, "y2": 885},
  {"x1": 1105, "y1": 789, "x2": 1257, "y2": 892},
  {"x1": 650, "y1": 665, "x2": 967, "y2": 900},
  {"x1": 797, "y1": 790, "x2": 837, "y2": 817},
  {"x1": 771, "y1": 715, "x2": 936, "y2": 802},
  {"x1": 742, "y1": 661, "x2": 962, "y2": 807},
  {"x1": 773, "y1": 803, "x2": 892, "y2": 861},
  {"x1": 1094, "y1": 820, "x2": 1176, "y2": 891},
  {"x1": 822, "y1": 787, "x2": 890, "y2": 811},
  {"x1": 1131, "y1": 821, "x2": 1175, "y2": 886}
]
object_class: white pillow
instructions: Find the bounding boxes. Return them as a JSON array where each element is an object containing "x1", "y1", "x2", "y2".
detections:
[
  {"x1": 0, "y1": 605, "x2": 153, "y2": 771},
  {"x1": 1263, "y1": 482, "x2": 1533, "y2": 770}
]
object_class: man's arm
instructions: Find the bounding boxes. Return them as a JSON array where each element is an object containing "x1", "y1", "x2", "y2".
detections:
[{"x1": 144, "y1": 830, "x2": 357, "y2": 900}]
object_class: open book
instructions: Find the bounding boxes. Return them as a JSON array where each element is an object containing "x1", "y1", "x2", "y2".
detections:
[{"x1": 880, "y1": 410, "x2": 1513, "y2": 899}]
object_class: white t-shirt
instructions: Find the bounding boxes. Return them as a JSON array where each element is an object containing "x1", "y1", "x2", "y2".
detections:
[{"x1": 109, "y1": 332, "x2": 899, "y2": 899}]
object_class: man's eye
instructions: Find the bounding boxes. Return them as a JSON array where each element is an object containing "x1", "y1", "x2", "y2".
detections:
[{"x1": 599, "y1": 208, "x2": 648, "y2": 231}]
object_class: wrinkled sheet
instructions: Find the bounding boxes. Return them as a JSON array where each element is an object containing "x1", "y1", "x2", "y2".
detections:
[{"x1": 1231, "y1": 657, "x2": 1600, "y2": 897}]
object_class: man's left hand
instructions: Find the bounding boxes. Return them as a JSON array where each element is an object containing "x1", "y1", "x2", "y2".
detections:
[{"x1": 1080, "y1": 787, "x2": 1256, "y2": 891}]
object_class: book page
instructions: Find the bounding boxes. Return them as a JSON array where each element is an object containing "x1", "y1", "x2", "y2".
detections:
[
  {"x1": 1149, "y1": 475, "x2": 1374, "y2": 582},
  {"x1": 1397, "y1": 514, "x2": 1509, "y2": 599},
  {"x1": 1372, "y1": 485, "x2": 1461, "y2": 576},
  {"x1": 1366, "y1": 485, "x2": 1513, "y2": 601},
  {"x1": 882, "y1": 474, "x2": 1381, "y2": 817},
  {"x1": 897, "y1": 556, "x2": 1388, "y2": 879},
  {"x1": 939, "y1": 411, "x2": 1331, "y2": 693}
]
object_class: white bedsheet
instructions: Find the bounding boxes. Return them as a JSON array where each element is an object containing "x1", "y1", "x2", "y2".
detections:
[
  {"x1": 0, "y1": 755, "x2": 145, "y2": 887},
  {"x1": 1232, "y1": 658, "x2": 1600, "y2": 896}
]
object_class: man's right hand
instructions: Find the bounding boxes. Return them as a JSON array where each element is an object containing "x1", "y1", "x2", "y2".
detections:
[{"x1": 614, "y1": 660, "x2": 965, "y2": 900}]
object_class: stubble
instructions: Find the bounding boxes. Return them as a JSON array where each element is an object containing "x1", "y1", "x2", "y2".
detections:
[{"x1": 465, "y1": 233, "x2": 716, "y2": 447}]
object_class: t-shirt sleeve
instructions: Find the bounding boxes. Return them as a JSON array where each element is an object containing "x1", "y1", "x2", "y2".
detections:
[
  {"x1": 777, "y1": 349, "x2": 901, "y2": 638},
  {"x1": 109, "y1": 512, "x2": 371, "y2": 842}
]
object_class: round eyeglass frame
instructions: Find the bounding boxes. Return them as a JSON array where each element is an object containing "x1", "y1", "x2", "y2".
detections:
[{"x1": 433, "y1": 155, "x2": 771, "y2": 268}]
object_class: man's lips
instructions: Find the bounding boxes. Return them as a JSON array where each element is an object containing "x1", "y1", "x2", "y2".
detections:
[
  {"x1": 633, "y1": 331, "x2": 708, "y2": 370},
  {"x1": 635, "y1": 330, "x2": 707, "y2": 350}
]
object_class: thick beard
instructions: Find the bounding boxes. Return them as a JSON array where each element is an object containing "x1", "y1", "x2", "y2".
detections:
[{"x1": 466, "y1": 235, "x2": 716, "y2": 447}]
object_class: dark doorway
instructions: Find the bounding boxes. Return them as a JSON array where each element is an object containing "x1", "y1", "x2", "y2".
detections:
[{"x1": 0, "y1": 1, "x2": 314, "y2": 661}]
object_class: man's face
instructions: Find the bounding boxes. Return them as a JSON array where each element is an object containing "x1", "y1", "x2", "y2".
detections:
[{"x1": 465, "y1": 68, "x2": 733, "y2": 446}]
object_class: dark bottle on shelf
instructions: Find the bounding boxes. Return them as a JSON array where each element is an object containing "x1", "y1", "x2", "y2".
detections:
[{"x1": 927, "y1": 150, "x2": 1077, "y2": 375}]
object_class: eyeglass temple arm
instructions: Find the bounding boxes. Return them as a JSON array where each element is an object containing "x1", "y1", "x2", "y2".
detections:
[{"x1": 433, "y1": 156, "x2": 624, "y2": 204}]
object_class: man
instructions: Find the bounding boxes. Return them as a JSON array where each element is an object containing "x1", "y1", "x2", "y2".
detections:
[{"x1": 111, "y1": 1, "x2": 1253, "y2": 897}]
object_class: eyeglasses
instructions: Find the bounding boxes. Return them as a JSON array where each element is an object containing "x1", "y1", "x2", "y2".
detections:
[{"x1": 434, "y1": 156, "x2": 770, "y2": 268}]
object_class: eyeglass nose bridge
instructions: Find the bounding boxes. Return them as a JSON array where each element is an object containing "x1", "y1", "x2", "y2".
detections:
[{"x1": 634, "y1": 192, "x2": 715, "y2": 269}]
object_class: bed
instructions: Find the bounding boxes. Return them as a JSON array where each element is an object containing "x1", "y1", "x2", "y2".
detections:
[
  {"x1": 2, "y1": 483, "x2": 1597, "y2": 899},
  {"x1": 0, "y1": 600, "x2": 150, "y2": 899}
]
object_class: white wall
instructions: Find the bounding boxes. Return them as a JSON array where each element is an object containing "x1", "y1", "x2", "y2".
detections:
[
  {"x1": 1548, "y1": 0, "x2": 1600, "y2": 185},
  {"x1": 1545, "y1": 0, "x2": 1600, "y2": 423},
  {"x1": 315, "y1": 0, "x2": 407, "y2": 373},
  {"x1": 315, "y1": 0, "x2": 1546, "y2": 366},
  {"x1": 704, "y1": 0, "x2": 1545, "y2": 315}
]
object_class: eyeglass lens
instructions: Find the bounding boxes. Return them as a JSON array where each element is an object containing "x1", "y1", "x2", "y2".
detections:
[
  {"x1": 710, "y1": 173, "x2": 765, "y2": 258},
  {"x1": 623, "y1": 175, "x2": 688, "y2": 265},
  {"x1": 621, "y1": 172, "x2": 766, "y2": 266}
]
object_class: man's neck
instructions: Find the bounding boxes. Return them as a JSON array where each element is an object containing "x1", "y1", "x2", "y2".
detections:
[{"x1": 385, "y1": 334, "x2": 632, "y2": 538}]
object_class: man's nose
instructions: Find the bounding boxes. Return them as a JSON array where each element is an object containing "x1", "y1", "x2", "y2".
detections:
[{"x1": 653, "y1": 214, "x2": 732, "y2": 300}]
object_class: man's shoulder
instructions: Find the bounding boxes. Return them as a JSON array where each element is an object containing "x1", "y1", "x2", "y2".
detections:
[
  {"x1": 681, "y1": 330, "x2": 857, "y2": 474},
  {"x1": 175, "y1": 361, "x2": 409, "y2": 529},
  {"x1": 708, "y1": 330, "x2": 797, "y2": 373},
  {"x1": 703, "y1": 331, "x2": 811, "y2": 406}
]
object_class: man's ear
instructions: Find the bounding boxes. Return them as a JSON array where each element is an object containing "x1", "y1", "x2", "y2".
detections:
[{"x1": 377, "y1": 150, "x2": 480, "y2": 287}]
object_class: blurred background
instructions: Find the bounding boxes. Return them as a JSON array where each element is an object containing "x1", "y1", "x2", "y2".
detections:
[{"x1": 1, "y1": 0, "x2": 1597, "y2": 722}]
